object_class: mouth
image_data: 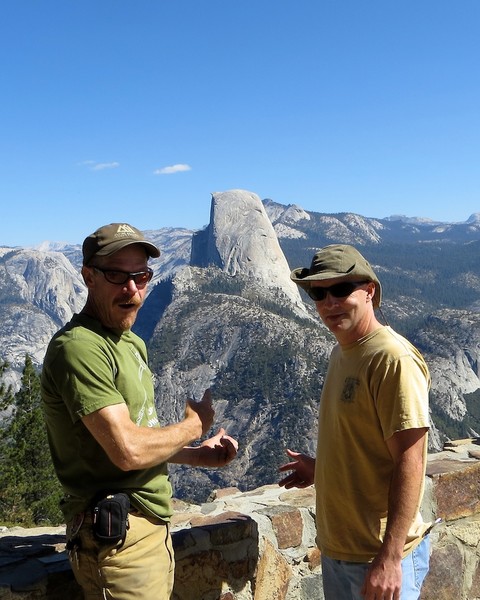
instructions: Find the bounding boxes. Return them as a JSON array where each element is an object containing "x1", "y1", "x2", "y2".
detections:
[
  {"x1": 117, "y1": 300, "x2": 140, "y2": 310},
  {"x1": 325, "y1": 312, "x2": 346, "y2": 323}
]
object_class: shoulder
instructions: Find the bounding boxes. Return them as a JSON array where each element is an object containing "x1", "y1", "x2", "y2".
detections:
[
  {"x1": 355, "y1": 327, "x2": 429, "y2": 380},
  {"x1": 370, "y1": 327, "x2": 425, "y2": 360},
  {"x1": 123, "y1": 329, "x2": 146, "y2": 347},
  {"x1": 44, "y1": 315, "x2": 114, "y2": 368},
  {"x1": 371, "y1": 328, "x2": 430, "y2": 386}
]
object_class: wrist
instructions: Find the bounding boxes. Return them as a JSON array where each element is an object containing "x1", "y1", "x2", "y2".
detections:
[
  {"x1": 182, "y1": 415, "x2": 202, "y2": 444},
  {"x1": 377, "y1": 539, "x2": 404, "y2": 563}
]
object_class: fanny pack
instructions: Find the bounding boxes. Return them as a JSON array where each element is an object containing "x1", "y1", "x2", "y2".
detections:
[{"x1": 92, "y1": 492, "x2": 130, "y2": 544}]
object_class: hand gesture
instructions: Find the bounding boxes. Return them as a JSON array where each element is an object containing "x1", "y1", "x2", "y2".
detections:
[
  {"x1": 185, "y1": 388, "x2": 215, "y2": 437},
  {"x1": 196, "y1": 428, "x2": 239, "y2": 468},
  {"x1": 278, "y1": 449, "x2": 315, "y2": 489}
]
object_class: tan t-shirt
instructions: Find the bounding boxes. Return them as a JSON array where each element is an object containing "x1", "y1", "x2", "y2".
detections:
[{"x1": 315, "y1": 326, "x2": 430, "y2": 562}]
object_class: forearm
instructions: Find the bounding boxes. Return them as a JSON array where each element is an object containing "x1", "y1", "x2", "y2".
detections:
[
  {"x1": 83, "y1": 407, "x2": 202, "y2": 470},
  {"x1": 117, "y1": 421, "x2": 202, "y2": 469},
  {"x1": 169, "y1": 446, "x2": 199, "y2": 466},
  {"x1": 380, "y1": 452, "x2": 425, "y2": 560},
  {"x1": 362, "y1": 428, "x2": 428, "y2": 598}
]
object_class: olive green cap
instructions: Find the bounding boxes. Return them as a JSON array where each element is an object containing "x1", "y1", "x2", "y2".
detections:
[
  {"x1": 290, "y1": 244, "x2": 382, "y2": 307},
  {"x1": 82, "y1": 223, "x2": 160, "y2": 265}
]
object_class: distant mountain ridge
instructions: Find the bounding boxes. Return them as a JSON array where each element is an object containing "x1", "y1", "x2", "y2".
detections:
[
  {"x1": 22, "y1": 209, "x2": 480, "y2": 251},
  {"x1": 385, "y1": 212, "x2": 480, "y2": 225},
  {"x1": 263, "y1": 198, "x2": 480, "y2": 244},
  {"x1": 1, "y1": 189, "x2": 479, "y2": 500}
]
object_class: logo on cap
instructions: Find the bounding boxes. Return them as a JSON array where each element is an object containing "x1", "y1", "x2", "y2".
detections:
[{"x1": 114, "y1": 224, "x2": 139, "y2": 239}]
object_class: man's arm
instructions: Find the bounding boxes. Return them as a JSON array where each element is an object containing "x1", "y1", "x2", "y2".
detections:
[
  {"x1": 361, "y1": 426, "x2": 428, "y2": 600},
  {"x1": 82, "y1": 390, "x2": 215, "y2": 470}
]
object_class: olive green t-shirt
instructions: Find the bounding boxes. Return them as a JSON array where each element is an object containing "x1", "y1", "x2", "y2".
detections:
[
  {"x1": 41, "y1": 313, "x2": 172, "y2": 523},
  {"x1": 315, "y1": 326, "x2": 431, "y2": 562}
]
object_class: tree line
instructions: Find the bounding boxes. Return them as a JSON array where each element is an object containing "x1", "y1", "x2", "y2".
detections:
[{"x1": 0, "y1": 356, "x2": 63, "y2": 526}]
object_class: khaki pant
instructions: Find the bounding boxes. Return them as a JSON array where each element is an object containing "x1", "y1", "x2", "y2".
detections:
[{"x1": 66, "y1": 511, "x2": 175, "y2": 600}]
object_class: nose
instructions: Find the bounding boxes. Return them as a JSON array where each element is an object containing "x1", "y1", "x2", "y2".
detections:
[
  {"x1": 122, "y1": 277, "x2": 139, "y2": 293},
  {"x1": 319, "y1": 290, "x2": 342, "y2": 309}
]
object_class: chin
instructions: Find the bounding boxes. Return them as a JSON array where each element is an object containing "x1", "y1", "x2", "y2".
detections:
[
  {"x1": 120, "y1": 318, "x2": 137, "y2": 331},
  {"x1": 113, "y1": 307, "x2": 140, "y2": 330},
  {"x1": 108, "y1": 315, "x2": 135, "y2": 332}
]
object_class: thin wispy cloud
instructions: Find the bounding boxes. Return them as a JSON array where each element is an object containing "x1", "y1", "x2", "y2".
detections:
[
  {"x1": 154, "y1": 163, "x2": 192, "y2": 175},
  {"x1": 93, "y1": 161, "x2": 120, "y2": 171},
  {"x1": 78, "y1": 160, "x2": 120, "y2": 171}
]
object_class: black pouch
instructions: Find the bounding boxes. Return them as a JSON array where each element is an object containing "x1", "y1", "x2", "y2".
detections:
[{"x1": 92, "y1": 492, "x2": 130, "y2": 543}]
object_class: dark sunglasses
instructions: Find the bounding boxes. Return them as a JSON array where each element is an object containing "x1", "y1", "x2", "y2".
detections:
[
  {"x1": 92, "y1": 266, "x2": 154, "y2": 286},
  {"x1": 306, "y1": 280, "x2": 369, "y2": 302}
]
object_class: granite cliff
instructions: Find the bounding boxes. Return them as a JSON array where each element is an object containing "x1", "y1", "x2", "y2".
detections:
[{"x1": 190, "y1": 190, "x2": 304, "y2": 311}]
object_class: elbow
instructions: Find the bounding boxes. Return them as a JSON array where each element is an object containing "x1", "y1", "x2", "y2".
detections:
[
  {"x1": 115, "y1": 457, "x2": 137, "y2": 472},
  {"x1": 108, "y1": 443, "x2": 145, "y2": 472}
]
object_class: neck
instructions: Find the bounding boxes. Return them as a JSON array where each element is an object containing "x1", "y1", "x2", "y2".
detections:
[{"x1": 337, "y1": 313, "x2": 383, "y2": 347}]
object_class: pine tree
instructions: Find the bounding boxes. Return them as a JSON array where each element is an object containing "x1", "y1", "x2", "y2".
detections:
[
  {"x1": 0, "y1": 359, "x2": 13, "y2": 411},
  {"x1": 0, "y1": 355, "x2": 63, "y2": 526}
]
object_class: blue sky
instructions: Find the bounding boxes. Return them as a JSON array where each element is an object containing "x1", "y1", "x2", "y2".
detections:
[{"x1": 1, "y1": 1, "x2": 479, "y2": 247}]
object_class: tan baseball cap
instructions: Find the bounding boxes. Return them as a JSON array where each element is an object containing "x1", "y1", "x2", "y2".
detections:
[
  {"x1": 82, "y1": 223, "x2": 161, "y2": 265},
  {"x1": 290, "y1": 244, "x2": 382, "y2": 307}
]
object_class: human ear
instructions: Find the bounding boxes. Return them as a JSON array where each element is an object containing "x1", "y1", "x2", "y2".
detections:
[
  {"x1": 81, "y1": 265, "x2": 95, "y2": 289},
  {"x1": 366, "y1": 282, "x2": 375, "y2": 303}
]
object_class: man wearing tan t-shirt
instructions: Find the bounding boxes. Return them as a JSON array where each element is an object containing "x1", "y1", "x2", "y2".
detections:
[{"x1": 279, "y1": 244, "x2": 431, "y2": 600}]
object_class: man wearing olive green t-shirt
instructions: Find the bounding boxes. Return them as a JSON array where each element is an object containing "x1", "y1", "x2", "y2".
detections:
[
  {"x1": 279, "y1": 244, "x2": 430, "y2": 600},
  {"x1": 41, "y1": 223, "x2": 238, "y2": 600}
]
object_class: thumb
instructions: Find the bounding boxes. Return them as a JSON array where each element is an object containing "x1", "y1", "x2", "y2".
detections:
[
  {"x1": 202, "y1": 388, "x2": 212, "y2": 404},
  {"x1": 286, "y1": 448, "x2": 300, "y2": 458},
  {"x1": 211, "y1": 427, "x2": 225, "y2": 442}
]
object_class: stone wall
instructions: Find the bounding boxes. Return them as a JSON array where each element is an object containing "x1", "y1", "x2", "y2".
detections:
[
  {"x1": 420, "y1": 439, "x2": 480, "y2": 600},
  {"x1": 2, "y1": 439, "x2": 480, "y2": 599}
]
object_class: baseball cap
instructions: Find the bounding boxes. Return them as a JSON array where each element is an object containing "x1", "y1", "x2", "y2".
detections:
[
  {"x1": 290, "y1": 244, "x2": 382, "y2": 307},
  {"x1": 82, "y1": 223, "x2": 161, "y2": 265}
]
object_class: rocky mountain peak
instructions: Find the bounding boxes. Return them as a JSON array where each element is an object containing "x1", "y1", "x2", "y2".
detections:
[
  {"x1": 467, "y1": 213, "x2": 480, "y2": 224},
  {"x1": 190, "y1": 189, "x2": 304, "y2": 309},
  {"x1": 0, "y1": 248, "x2": 86, "y2": 386},
  {"x1": 263, "y1": 198, "x2": 311, "y2": 224}
]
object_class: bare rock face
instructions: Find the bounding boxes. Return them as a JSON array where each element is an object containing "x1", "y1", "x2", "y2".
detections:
[
  {"x1": 416, "y1": 309, "x2": 480, "y2": 428},
  {"x1": 263, "y1": 199, "x2": 310, "y2": 240},
  {"x1": 0, "y1": 248, "x2": 86, "y2": 386},
  {"x1": 191, "y1": 190, "x2": 304, "y2": 310}
]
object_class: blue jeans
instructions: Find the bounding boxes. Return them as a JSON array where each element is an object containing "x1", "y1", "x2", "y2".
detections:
[{"x1": 321, "y1": 536, "x2": 430, "y2": 600}]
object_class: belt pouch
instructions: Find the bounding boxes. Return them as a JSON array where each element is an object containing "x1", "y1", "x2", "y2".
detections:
[{"x1": 92, "y1": 493, "x2": 130, "y2": 543}]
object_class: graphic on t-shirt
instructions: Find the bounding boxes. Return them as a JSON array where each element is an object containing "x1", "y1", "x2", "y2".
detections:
[
  {"x1": 129, "y1": 346, "x2": 159, "y2": 428},
  {"x1": 341, "y1": 377, "x2": 360, "y2": 403}
]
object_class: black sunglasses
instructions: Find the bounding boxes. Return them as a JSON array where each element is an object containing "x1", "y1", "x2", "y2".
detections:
[
  {"x1": 92, "y1": 266, "x2": 154, "y2": 286},
  {"x1": 306, "y1": 280, "x2": 369, "y2": 302}
]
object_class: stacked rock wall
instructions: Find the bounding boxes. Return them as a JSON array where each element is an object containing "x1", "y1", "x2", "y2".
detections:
[{"x1": 3, "y1": 440, "x2": 480, "y2": 599}]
